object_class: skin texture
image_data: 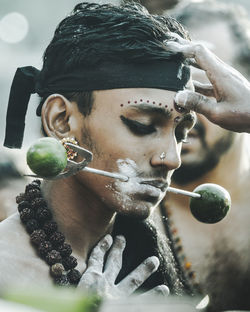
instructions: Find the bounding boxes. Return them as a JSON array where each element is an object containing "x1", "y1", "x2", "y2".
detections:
[
  {"x1": 158, "y1": 20, "x2": 250, "y2": 311},
  {"x1": 164, "y1": 33, "x2": 250, "y2": 133},
  {"x1": 0, "y1": 87, "x2": 194, "y2": 296}
]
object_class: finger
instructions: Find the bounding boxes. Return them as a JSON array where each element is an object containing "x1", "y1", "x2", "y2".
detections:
[
  {"x1": 87, "y1": 234, "x2": 113, "y2": 272},
  {"x1": 193, "y1": 80, "x2": 215, "y2": 97},
  {"x1": 164, "y1": 41, "x2": 231, "y2": 88},
  {"x1": 117, "y1": 256, "x2": 159, "y2": 295},
  {"x1": 166, "y1": 32, "x2": 189, "y2": 45},
  {"x1": 164, "y1": 41, "x2": 225, "y2": 73},
  {"x1": 163, "y1": 41, "x2": 196, "y2": 58},
  {"x1": 104, "y1": 235, "x2": 126, "y2": 282},
  {"x1": 141, "y1": 285, "x2": 170, "y2": 297},
  {"x1": 175, "y1": 90, "x2": 217, "y2": 117},
  {"x1": 186, "y1": 58, "x2": 202, "y2": 69}
]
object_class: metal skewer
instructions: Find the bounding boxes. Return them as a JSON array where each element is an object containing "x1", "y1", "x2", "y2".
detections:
[
  {"x1": 24, "y1": 142, "x2": 200, "y2": 195},
  {"x1": 82, "y1": 167, "x2": 128, "y2": 181},
  {"x1": 167, "y1": 186, "x2": 201, "y2": 198}
]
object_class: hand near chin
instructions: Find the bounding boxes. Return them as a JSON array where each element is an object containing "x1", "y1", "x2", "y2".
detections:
[
  {"x1": 164, "y1": 34, "x2": 250, "y2": 133},
  {"x1": 77, "y1": 234, "x2": 169, "y2": 299}
]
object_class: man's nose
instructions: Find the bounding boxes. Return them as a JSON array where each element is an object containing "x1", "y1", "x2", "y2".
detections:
[{"x1": 150, "y1": 139, "x2": 181, "y2": 171}]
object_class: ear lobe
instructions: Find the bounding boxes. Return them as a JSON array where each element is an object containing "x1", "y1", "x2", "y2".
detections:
[{"x1": 41, "y1": 94, "x2": 72, "y2": 139}]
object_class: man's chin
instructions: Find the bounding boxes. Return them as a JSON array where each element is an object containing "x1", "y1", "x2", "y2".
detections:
[{"x1": 118, "y1": 199, "x2": 157, "y2": 220}]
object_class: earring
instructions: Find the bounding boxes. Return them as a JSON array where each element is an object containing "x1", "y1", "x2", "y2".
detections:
[
  {"x1": 60, "y1": 137, "x2": 78, "y2": 160},
  {"x1": 160, "y1": 152, "x2": 166, "y2": 160}
]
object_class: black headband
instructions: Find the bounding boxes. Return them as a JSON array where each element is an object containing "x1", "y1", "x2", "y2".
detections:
[{"x1": 4, "y1": 60, "x2": 190, "y2": 148}]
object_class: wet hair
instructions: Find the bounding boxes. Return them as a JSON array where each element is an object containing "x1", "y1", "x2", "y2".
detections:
[
  {"x1": 39, "y1": 1, "x2": 189, "y2": 116},
  {"x1": 171, "y1": 0, "x2": 250, "y2": 78}
]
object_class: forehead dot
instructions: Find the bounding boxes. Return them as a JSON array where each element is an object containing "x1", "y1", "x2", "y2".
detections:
[
  {"x1": 140, "y1": 99, "x2": 143, "y2": 102},
  {"x1": 153, "y1": 101, "x2": 155, "y2": 104},
  {"x1": 128, "y1": 101, "x2": 130, "y2": 104},
  {"x1": 120, "y1": 104, "x2": 124, "y2": 107},
  {"x1": 147, "y1": 100, "x2": 149, "y2": 103},
  {"x1": 134, "y1": 101, "x2": 137, "y2": 104}
]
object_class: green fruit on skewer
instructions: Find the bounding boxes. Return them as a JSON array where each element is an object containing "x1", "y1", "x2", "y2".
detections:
[
  {"x1": 26, "y1": 137, "x2": 67, "y2": 178},
  {"x1": 190, "y1": 183, "x2": 231, "y2": 224}
]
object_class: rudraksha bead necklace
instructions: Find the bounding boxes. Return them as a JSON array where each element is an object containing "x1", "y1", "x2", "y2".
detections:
[{"x1": 16, "y1": 180, "x2": 81, "y2": 286}]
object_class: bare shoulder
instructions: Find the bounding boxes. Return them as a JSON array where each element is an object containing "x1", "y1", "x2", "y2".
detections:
[{"x1": 0, "y1": 213, "x2": 52, "y2": 288}]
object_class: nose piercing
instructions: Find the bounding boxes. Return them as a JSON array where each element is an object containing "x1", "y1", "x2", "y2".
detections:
[{"x1": 160, "y1": 152, "x2": 166, "y2": 160}]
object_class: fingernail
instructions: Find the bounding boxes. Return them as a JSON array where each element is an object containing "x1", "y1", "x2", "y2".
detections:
[
  {"x1": 116, "y1": 235, "x2": 126, "y2": 244},
  {"x1": 145, "y1": 256, "x2": 160, "y2": 271},
  {"x1": 100, "y1": 234, "x2": 113, "y2": 250},
  {"x1": 155, "y1": 285, "x2": 170, "y2": 296},
  {"x1": 175, "y1": 90, "x2": 188, "y2": 107}
]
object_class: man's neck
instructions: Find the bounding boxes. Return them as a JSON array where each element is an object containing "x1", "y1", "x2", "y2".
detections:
[
  {"x1": 42, "y1": 176, "x2": 115, "y2": 262},
  {"x1": 170, "y1": 133, "x2": 250, "y2": 208}
]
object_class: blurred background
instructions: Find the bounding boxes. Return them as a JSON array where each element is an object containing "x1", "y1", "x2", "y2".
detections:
[{"x1": 0, "y1": 0, "x2": 249, "y2": 149}]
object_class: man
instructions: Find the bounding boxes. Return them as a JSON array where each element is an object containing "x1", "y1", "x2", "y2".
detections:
[
  {"x1": 1, "y1": 2, "x2": 196, "y2": 298},
  {"x1": 157, "y1": 2, "x2": 250, "y2": 310}
]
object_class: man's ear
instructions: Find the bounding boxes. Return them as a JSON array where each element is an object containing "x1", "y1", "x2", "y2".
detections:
[{"x1": 41, "y1": 94, "x2": 81, "y2": 140}]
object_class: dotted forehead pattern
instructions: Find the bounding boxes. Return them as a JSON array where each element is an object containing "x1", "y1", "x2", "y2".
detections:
[{"x1": 120, "y1": 99, "x2": 171, "y2": 109}]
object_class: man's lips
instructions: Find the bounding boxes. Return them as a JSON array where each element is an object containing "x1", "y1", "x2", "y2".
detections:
[{"x1": 140, "y1": 180, "x2": 169, "y2": 192}]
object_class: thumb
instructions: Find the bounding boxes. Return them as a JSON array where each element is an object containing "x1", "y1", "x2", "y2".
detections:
[{"x1": 174, "y1": 90, "x2": 217, "y2": 117}]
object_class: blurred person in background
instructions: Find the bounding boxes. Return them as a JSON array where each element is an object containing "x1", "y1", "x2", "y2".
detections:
[
  {"x1": 133, "y1": 0, "x2": 181, "y2": 14},
  {"x1": 0, "y1": 149, "x2": 26, "y2": 221},
  {"x1": 156, "y1": 1, "x2": 250, "y2": 311}
]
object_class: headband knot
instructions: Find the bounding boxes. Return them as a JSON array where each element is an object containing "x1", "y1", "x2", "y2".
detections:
[{"x1": 4, "y1": 66, "x2": 40, "y2": 148}]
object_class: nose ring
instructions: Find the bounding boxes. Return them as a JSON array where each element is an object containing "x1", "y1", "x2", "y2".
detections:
[{"x1": 160, "y1": 152, "x2": 166, "y2": 160}]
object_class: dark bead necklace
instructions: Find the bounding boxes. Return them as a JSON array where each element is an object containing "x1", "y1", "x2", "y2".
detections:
[
  {"x1": 159, "y1": 200, "x2": 203, "y2": 295},
  {"x1": 16, "y1": 180, "x2": 81, "y2": 286}
]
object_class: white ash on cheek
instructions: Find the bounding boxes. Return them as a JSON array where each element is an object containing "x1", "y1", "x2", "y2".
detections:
[
  {"x1": 115, "y1": 159, "x2": 142, "y2": 194},
  {"x1": 116, "y1": 158, "x2": 138, "y2": 178},
  {"x1": 103, "y1": 159, "x2": 140, "y2": 210}
]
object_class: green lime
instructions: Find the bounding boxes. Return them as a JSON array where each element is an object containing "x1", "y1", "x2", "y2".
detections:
[
  {"x1": 27, "y1": 137, "x2": 67, "y2": 178},
  {"x1": 190, "y1": 183, "x2": 231, "y2": 224}
]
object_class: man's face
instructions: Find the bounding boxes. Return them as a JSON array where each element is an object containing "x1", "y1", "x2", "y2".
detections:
[
  {"x1": 76, "y1": 88, "x2": 195, "y2": 219},
  {"x1": 173, "y1": 20, "x2": 236, "y2": 185}
]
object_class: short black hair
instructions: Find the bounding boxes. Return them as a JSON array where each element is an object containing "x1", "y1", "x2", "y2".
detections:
[{"x1": 39, "y1": 1, "x2": 189, "y2": 116}]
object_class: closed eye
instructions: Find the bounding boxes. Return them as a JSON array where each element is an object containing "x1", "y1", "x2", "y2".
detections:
[{"x1": 120, "y1": 115, "x2": 156, "y2": 135}]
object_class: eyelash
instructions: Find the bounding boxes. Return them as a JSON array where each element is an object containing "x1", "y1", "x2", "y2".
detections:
[
  {"x1": 120, "y1": 116, "x2": 156, "y2": 135},
  {"x1": 121, "y1": 115, "x2": 189, "y2": 142}
]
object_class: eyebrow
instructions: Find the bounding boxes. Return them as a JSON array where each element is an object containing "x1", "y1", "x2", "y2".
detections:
[{"x1": 129, "y1": 103, "x2": 172, "y2": 119}]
